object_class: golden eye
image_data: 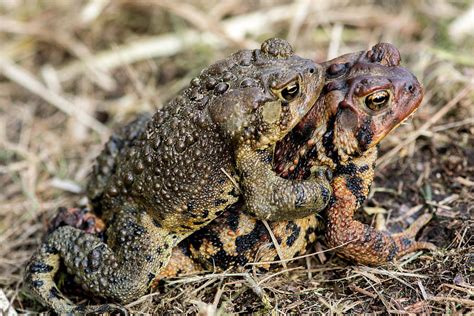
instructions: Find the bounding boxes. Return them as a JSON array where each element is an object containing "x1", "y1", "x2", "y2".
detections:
[
  {"x1": 365, "y1": 90, "x2": 390, "y2": 111},
  {"x1": 280, "y1": 81, "x2": 300, "y2": 101}
]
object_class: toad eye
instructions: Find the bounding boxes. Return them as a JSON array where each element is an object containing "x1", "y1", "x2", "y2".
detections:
[
  {"x1": 365, "y1": 90, "x2": 390, "y2": 111},
  {"x1": 280, "y1": 81, "x2": 300, "y2": 101}
]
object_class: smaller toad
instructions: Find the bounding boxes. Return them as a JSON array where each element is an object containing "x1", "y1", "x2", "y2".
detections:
[{"x1": 165, "y1": 43, "x2": 434, "y2": 275}]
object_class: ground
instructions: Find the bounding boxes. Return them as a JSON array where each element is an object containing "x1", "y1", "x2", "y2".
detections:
[{"x1": 0, "y1": 1, "x2": 472, "y2": 314}]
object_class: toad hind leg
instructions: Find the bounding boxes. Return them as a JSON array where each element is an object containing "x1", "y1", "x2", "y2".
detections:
[
  {"x1": 24, "y1": 209, "x2": 181, "y2": 313},
  {"x1": 325, "y1": 148, "x2": 435, "y2": 265}
]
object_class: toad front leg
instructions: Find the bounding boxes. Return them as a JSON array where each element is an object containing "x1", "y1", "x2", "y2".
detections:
[
  {"x1": 24, "y1": 208, "x2": 180, "y2": 313},
  {"x1": 237, "y1": 145, "x2": 332, "y2": 221},
  {"x1": 325, "y1": 148, "x2": 435, "y2": 264}
]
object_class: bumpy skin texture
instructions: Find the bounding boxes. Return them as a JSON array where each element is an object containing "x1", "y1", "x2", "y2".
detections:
[
  {"x1": 165, "y1": 42, "x2": 435, "y2": 273},
  {"x1": 74, "y1": 43, "x2": 432, "y2": 276},
  {"x1": 24, "y1": 38, "x2": 332, "y2": 312}
]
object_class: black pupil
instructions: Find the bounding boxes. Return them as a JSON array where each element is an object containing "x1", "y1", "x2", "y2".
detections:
[
  {"x1": 373, "y1": 95, "x2": 387, "y2": 104},
  {"x1": 366, "y1": 92, "x2": 389, "y2": 110},
  {"x1": 282, "y1": 82, "x2": 299, "y2": 100}
]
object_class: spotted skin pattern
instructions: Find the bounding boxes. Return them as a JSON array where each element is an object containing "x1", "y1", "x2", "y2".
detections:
[
  {"x1": 24, "y1": 42, "x2": 435, "y2": 312},
  {"x1": 47, "y1": 43, "x2": 434, "y2": 277},
  {"x1": 165, "y1": 42, "x2": 435, "y2": 273},
  {"x1": 325, "y1": 148, "x2": 435, "y2": 264},
  {"x1": 24, "y1": 38, "x2": 333, "y2": 312}
]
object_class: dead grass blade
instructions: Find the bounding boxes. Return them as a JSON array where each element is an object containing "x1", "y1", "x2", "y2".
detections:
[
  {"x1": 0, "y1": 55, "x2": 109, "y2": 135},
  {"x1": 262, "y1": 220, "x2": 288, "y2": 272}
]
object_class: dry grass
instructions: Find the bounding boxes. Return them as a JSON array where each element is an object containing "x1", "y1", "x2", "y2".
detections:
[{"x1": 0, "y1": 0, "x2": 473, "y2": 314}]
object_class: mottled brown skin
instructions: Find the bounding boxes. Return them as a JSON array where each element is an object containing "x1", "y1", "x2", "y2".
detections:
[
  {"x1": 165, "y1": 43, "x2": 435, "y2": 274},
  {"x1": 24, "y1": 38, "x2": 333, "y2": 312}
]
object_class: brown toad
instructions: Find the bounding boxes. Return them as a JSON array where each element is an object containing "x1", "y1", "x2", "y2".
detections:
[
  {"x1": 24, "y1": 38, "x2": 332, "y2": 312},
  {"x1": 159, "y1": 43, "x2": 434, "y2": 276}
]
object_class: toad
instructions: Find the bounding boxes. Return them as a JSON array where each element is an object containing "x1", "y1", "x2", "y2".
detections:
[
  {"x1": 24, "y1": 38, "x2": 332, "y2": 312},
  {"x1": 160, "y1": 42, "x2": 435, "y2": 276}
]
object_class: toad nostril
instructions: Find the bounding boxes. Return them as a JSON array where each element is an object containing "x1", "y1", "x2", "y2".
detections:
[{"x1": 406, "y1": 83, "x2": 415, "y2": 93}]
